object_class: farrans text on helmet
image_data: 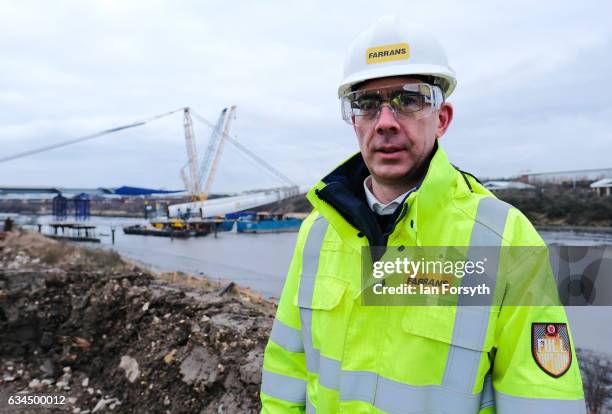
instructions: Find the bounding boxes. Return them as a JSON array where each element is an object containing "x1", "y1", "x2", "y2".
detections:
[{"x1": 365, "y1": 43, "x2": 410, "y2": 64}]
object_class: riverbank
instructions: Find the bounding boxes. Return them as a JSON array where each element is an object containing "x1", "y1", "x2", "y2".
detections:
[
  {"x1": 0, "y1": 230, "x2": 273, "y2": 413},
  {"x1": 536, "y1": 225, "x2": 612, "y2": 234},
  {"x1": 497, "y1": 188, "x2": 612, "y2": 227}
]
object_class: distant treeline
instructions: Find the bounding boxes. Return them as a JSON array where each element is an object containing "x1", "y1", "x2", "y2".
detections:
[{"x1": 497, "y1": 185, "x2": 612, "y2": 227}]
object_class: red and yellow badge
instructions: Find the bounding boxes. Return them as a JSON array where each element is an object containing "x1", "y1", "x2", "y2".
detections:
[{"x1": 531, "y1": 323, "x2": 572, "y2": 378}]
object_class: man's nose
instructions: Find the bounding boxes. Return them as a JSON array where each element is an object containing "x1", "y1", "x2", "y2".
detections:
[{"x1": 375, "y1": 104, "x2": 400, "y2": 135}]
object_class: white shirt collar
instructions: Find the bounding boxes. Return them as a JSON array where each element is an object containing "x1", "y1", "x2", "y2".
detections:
[{"x1": 363, "y1": 176, "x2": 415, "y2": 216}]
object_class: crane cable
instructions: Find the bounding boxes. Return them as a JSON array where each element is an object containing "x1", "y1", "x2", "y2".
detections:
[
  {"x1": 190, "y1": 109, "x2": 296, "y2": 187},
  {"x1": 0, "y1": 107, "x2": 186, "y2": 164},
  {"x1": 0, "y1": 106, "x2": 298, "y2": 189}
]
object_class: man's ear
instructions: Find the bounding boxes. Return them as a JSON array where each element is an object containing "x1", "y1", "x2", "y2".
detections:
[{"x1": 436, "y1": 102, "x2": 453, "y2": 139}]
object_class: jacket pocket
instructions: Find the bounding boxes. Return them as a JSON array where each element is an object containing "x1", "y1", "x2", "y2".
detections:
[
  {"x1": 295, "y1": 276, "x2": 348, "y2": 310},
  {"x1": 401, "y1": 306, "x2": 497, "y2": 397},
  {"x1": 294, "y1": 276, "x2": 350, "y2": 360},
  {"x1": 402, "y1": 306, "x2": 497, "y2": 352}
]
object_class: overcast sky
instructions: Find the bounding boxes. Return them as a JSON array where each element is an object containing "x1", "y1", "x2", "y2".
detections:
[{"x1": 1, "y1": 0, "x2": 610, "y2": 193}]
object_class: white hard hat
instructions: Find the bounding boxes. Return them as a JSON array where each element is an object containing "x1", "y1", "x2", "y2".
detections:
[{"x1": 338, "y1": 16, "x2": 457, "y2": 98}]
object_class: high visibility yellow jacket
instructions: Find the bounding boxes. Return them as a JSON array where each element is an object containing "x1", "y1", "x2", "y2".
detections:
[{"x1": 260, "y1": 145, "x2": 585, "y2": 414}]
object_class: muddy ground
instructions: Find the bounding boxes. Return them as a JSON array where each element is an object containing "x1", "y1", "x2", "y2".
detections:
[{"x1": 0, "y1": 230, "x2": 276, "y2": 413}]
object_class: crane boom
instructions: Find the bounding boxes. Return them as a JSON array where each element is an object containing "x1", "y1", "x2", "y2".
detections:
[
  {"x1": 182, "y1": 108, "x2": 200, "y2": 199},
  {"x1": 196, "y1": 107, "x2": 229, "y2": 201},
  {"x1": 201, "y1": 106, "x2": 236, "y2": 200}
]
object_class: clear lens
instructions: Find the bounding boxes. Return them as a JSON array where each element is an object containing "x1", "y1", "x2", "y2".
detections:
[{"x1": 340, "y1": 82, "x2": 443, "y2": 125}]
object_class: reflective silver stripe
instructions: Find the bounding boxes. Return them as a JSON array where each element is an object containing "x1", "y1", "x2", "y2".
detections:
[
  {"x1": 298, "y1": 216, "x2": 329, "y2": 307},
  {"x1": 444, "y1": 197, "x2": 511, "y2": 393},
  {"x1": 298, "y1": 217, "x2": 329, "y2": 413},
  {"x1": 298, "y1": 217, "x2": 328, "y2": 373},
  {"x1": 261, "y1": 369, "x2": 307, "y2": 403},
  {"x1": 340, "y1": 371, "x2": 377, "y2": 404},
  {"x1": 495, "y1": 391, "x2": 586, "y2": 414},
  {"x1": 318, "y1": 354, "x2": 341, "y2": 391},
  {"x1": 469, "y1": 197, "x2": 512, "y2": 246},
  {"x1": 306, "y1": 395, "x2": 315, "y2": 414},
  {"x1": 479, "y1": 373, "x2": 494, "y2": 410},
  {"x1": 340, "y1": 371, "x2": 481, "y2": 413},
  {"x1": 270, "y1": 318, "x2": 304, "y2": 353},
  {"x1": 300, "y1": 308, "x2": 320, "y2": 373}
]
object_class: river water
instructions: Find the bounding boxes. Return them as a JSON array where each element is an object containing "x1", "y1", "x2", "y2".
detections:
[{"x1": 26, "y1": 216, "x2": 612, "y2": 355}]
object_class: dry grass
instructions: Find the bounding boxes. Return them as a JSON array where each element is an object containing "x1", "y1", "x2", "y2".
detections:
[
  {"x1": 2, "y1": 229, "x2": 128, "y2": 271},
  {"x1": 156, "y1": 271, "x2": 276, "y2": 313},
  {"x1": 79, "y1": 247, "x2": 125, "y2": 271},
  {"x1": 39, "y1": 242, "x2": 73, "y2": 265}
]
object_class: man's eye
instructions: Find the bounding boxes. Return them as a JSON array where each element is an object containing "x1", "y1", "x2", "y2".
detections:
[
  {"x1": 397, "y1": 93, "x2": 423, "y2": 108},
  {"x1": 355, "y1": 98, "x2": 380, "y2": 111}
]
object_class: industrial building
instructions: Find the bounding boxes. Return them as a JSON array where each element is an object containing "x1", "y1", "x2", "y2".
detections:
[
  {"x1": 520, "y1": 168, "x2": 612, "y2": 184},
  {"x1": 591, "y1": 178, "x2": 612, "y2": 197}
]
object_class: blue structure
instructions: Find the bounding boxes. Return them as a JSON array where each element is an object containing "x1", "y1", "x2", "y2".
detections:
[
  {"x1": 237, "y1": 218, "x2": 302, "y2": 233},
  {"x1": 113, "y1": 186, "x2": 183, "y2": 196},
  {"x1": 52, "y1": 194, "x2": 68, "y2": 221},
  {"x1": 225, "y1": 211, "x2": 256, "y2": 219},
  {"x1": 73, "y1": 193, "x2": 91, "y2": 221}
]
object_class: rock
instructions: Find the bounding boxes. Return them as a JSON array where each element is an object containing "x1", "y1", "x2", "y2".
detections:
[
  {"x1": 82, "y1": 377, "x2": 89, "y2": 387},
  {"x1": 179, "y1": 346, "x2": 219, "y2": 386},
  {"x1": 28, "y1": 378, "x2": 41, "y2": 389},
  {"x1": 239, "y1": 350, "x2": 263, "y2": 385},
  {"x1": 119, "y1": 355, "x2": 140, "y2": 383},
  {"x1": 163, "y1": 349, "x2": 177, "y2": 365},
  {"x1": 92, "y1": 399, "x2": 107, "y2": 413},
  {"x1": 2, "y1": 373, "x2": 15, "y2": 382},
  {"x1": 142, "y1": 302, "x2": 149, "y2": 311},
  {"x1": 73, "y1": 337, "x2": 91, "y2": 349},
  {"x1": 92, "y1": 398, "x2": 120, "y2": 413},
  {"x1": 239, "y1": 360, "x2": 261, "y2": 385},
  {"x1": 56, "y1": 372, "x2": 71, "y2": 389},
  {"x1": 40, "y1": 358, "x2": 55, "y2": 378}
]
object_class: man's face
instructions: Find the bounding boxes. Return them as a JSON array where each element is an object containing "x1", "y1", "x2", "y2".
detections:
[{"x1": 352, "y1": 76, "x2": 452, "y2": 185}]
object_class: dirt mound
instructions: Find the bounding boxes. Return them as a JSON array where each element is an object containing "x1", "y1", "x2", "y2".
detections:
[{"x1": 0, "y1": 231, "x2": 274, "y2": 413}]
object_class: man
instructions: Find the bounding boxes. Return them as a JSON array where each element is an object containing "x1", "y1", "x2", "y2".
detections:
[{"x1": 260, "y1": 16, "x2": 585, "y2": 414}]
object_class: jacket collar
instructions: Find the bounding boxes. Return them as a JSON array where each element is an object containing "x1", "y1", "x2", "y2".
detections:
[{"x1": 307, "y1": 142, "x2": 469, "y2": 248}]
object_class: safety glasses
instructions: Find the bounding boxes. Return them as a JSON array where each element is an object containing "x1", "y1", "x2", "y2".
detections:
[{"x1": 340, "y1": 83, "x2": 444, "y2": 126}]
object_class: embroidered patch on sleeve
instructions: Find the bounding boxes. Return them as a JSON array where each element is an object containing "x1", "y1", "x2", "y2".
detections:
[{"x1": 532, "y1": 323, "x2": 572, "y2": 378}]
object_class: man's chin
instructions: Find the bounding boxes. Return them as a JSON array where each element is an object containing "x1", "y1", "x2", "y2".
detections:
[{"x1": 371, "y1": 168, "x2": 414, "y2": 183}]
